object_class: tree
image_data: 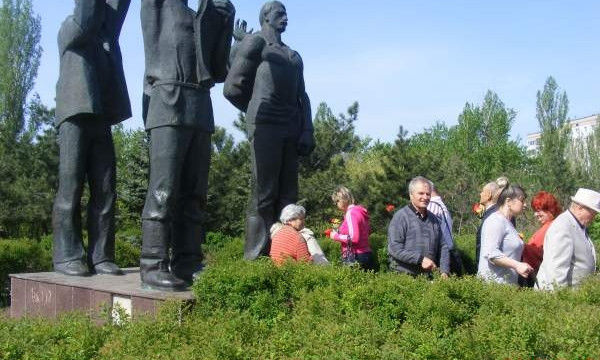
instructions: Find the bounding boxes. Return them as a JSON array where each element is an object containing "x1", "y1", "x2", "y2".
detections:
[
  {"x1": 299, "y1": 102, "x2": 364, "y2": 175},
  {"x1": 0, "y1": 100, "x2": 57, "y2": 238},
  {"x1": 535, "y1": 76, "x2": 573, "y2": 201},
  {"x1": 0, "y1": 0, "x2": 44, "y2": 238},
  {"x1": 298, "y1": 102, "x2": 367, "y2": 223},
  {"x1": 0, "y1": 0, "x2": 41, "y2": 148},
  {"x1": 570, "y1": 116, "x2": 600, "y2": 191},
  {"x1": 113, "y1": 126, "x2": 149, "y2": 227},
  {"x1": 206, "y1": 126, "x2": 251, "y2": 235}
]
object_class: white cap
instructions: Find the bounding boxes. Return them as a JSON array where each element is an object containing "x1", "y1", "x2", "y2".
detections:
[{"x1": 571, "y1": 188, "x2": 600, "y2": 213}]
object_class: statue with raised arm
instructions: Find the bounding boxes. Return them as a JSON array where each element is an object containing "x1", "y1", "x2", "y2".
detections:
[
  {"x1": 53, "y1": 0, "x2": 131, "y2": 276},
  {"x1": 224, "y1": 1, "x2": 315, "y2": 260},
  {"x1": 140, "y1": 0, "x2": 234, "y2": 291}
]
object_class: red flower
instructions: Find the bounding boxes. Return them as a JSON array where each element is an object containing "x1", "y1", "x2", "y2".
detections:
[
  {"x1": 385, "y1": 204, "x2": 396, "y2": 213},
  {"x1": 324, "y1": 228, "x2": 333, "y2": 237},
  {"x1": 472, "y1": 203, "x2": 484, "y2": 218}
]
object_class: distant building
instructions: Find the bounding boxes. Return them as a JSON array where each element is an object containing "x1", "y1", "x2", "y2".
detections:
[{"x1": 526, "y1": 115, "x2": 599, "y2": 156}]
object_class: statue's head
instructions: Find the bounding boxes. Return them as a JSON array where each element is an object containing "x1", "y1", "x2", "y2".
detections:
[{"x1": 259, "y1": 1, "x2": 287, "y2": 33}]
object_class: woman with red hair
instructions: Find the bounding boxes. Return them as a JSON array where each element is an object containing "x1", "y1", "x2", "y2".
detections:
[{"x1": 522, "y1": 191, "x2": 562, "y2": 285}]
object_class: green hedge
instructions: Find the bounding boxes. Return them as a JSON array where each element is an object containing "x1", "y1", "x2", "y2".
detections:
[
  {"x1": 0, "y1": 238, "x2": 52, "y2": 307},
  {"x1": 1, "y1": 228, "x2": 600, "y2": 359},
  {"x1": 1, "y1": 260, "x2": 600, "y2": 359},
  {"x1": 0, "y1": 233, "x2": 140, "y2": 307}
]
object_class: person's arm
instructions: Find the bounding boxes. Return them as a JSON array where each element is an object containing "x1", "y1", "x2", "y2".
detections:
[
  {"x1": 330, "y1": 216, "x2": 350, "y2": 244},
  {"x1": 105, "y1": 0, "x2": 131, "y2": 40},
  {"x1": 140, "y1": 0, "x2": 164, "y2": 123},
  {"x1": 490, "y1": 256, "x2": 532, "y2": 277},
  {"x1": 387, "y1": 212, "x2": 424, "y2": 265},
  {"x1": 206, "y1": 0, "x2": 235, "y2": 83},
  {"x1": 331, "y1": 208, "x2": 363, "y2": 246},
  {"x1": 223, "y1": 35, "x2": 263, "y2": 112},
  {"x1": 295, "y1": 55, "x2": 315, "y2": 156},
  {"x1": 229, "y1": 19, "x2": 253, "y2": 67},
  {"x1": 481, "y1": 216, "x2": 532, "y2": 277},
  {"x1": 58, "y1": 0, "x2": 105, "y2": 55},
  {"x1": 295, "y1": 233, "x2": 312, "y2": 262}
]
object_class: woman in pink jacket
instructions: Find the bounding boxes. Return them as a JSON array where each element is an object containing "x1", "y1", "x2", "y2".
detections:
[{"x1": 329, "y1": 186, "x2": 375, "y2": 270}]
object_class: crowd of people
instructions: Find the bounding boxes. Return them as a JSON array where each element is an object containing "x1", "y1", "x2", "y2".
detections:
[{"x1": 268, "y1": 175, "x2": 600, "y2": 291}]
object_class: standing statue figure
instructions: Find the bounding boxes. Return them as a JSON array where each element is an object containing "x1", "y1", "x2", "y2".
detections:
[
  {"x1": 224, "y1": 1, "x2": 315, "y2": 260},
  {"x1": 140, "y1": 0, "x2": 234, "y2": 291},
  {"x1": 53, "y1": 0, "x2": 132, "y2": 276}
]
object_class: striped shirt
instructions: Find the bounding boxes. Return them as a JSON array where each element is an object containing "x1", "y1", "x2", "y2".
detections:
[
  {"x1": 427, "y1": 196, "x2": 454, "y2": 250},
  {"x1": 270, "y1": 225, "x2": 311, "y2": 265}
]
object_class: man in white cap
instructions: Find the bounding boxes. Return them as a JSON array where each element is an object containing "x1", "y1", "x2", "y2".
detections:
[{"x1": 536, "y1": 188, "x2": 600, "y2": 290}]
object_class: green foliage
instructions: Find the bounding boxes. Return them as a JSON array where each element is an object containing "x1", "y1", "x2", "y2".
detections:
[
  {"x1": 114, "y1": 234, "x2": 141, "y2": 269},
  {"x1": 2, "y1": 232, "x2": 600, "y2": 358},
  {"x1": 0, "y1": 313, "x2": 112, "y2": 359},
  {"x1": 202, "y1": 231, "x2": 244, "y2": 265},
  {"x1": 206, "y1": 126, "x2": 251, "y2": 235},
  {"x1": 113, "y1": 125, "x2": 149, "y2": 228},
  {"x1": 0, "y1": 0, "x2": 41, "y2": 147},
  {"x1": 454, "y1": 233, "x2": 477, "y2": 274},
  {"x1": 589, "y1": 216, "x2": 600, "y2": 243},
  {"x1": 0, "y1": 0, "x2": 50, "y2": 239},
  {"x1": 0, "y1": 238, "x2": 51, "y2": 306},
  {"x1": 298, "y1": 102, "x2": 368, "y2": 225},
  {"x1": 0, "y1": 231, "x2": 139, "y2": 307},
  {"x1": 370, "y1": 92, "x2": 528, "y2": 236},
  {"x1": 570, "y1": 116, "x2": 600, "y2": 191},
  {"x1": 534, "y1": 76, "x2": 574, "y2": 201},
  {"x1": 0, "y1": 96, "x2": 57, "y2": 239}
]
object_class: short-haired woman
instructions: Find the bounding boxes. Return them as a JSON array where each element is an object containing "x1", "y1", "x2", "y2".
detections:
[
  {"x1": 269, "y1": 204, "x2": 312, "y2": 265},
  {"x1": 521, "y1": 191, "x2": 562, "y2": 284},
  {"x1": 478, "y1": 184, "x2": 533, "y2": 284},
  {"x1": 329, "y1": 186, "x2": 375, "y2": 270}
]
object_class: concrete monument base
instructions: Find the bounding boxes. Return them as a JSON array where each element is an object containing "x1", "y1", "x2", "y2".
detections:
[{"x1": 9, "y1": 268, "x2": 194, "y2": 321}]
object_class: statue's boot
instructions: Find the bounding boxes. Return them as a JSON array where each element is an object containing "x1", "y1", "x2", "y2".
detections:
[
  {"x1": 244, "y1": 210, "x2": 273, "y2": 260},
  {"x1": 140, "y1": 220, "x2": 186, "y2": 291},
  {"x1": 171, "y1": 219, "x2": 205, "y2": 286}
]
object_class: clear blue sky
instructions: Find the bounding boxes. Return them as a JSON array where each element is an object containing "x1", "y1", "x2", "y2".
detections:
[{"x1": 32, "y1": 0, "x2": 600, "y2": 143}]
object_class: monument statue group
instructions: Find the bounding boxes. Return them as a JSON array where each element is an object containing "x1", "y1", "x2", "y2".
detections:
[{"x1": 52, "y1": 0, "x2": 315, "y2": 291}]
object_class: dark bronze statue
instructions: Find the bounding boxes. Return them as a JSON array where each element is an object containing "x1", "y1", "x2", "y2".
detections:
[
  {"x1": 224, "y1": 1, "x2": 315, "y2": 260},
  {"x1": 53, "y1": 0, "x2": 132, "y2": 276},
  {"x1": 140, "y1": 0, "x2": 234, "y2": 291}
]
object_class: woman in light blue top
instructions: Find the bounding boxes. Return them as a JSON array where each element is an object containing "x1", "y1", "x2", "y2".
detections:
[{"x1": 478, "y1": 184, "x2": 533, "y2": 284}]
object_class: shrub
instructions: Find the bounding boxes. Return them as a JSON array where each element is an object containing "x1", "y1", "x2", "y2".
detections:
[
  {"x1": 2, "y1": 256, "x2": 600, "y2": 358},
  {"x1": 0, "y1": 238, "x2": 52, "y2": 307}
]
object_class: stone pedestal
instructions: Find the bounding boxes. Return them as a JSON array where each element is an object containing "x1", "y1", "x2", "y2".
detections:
[{"x1": 9, "y1": 268, "x2": 194, "y2": 321}]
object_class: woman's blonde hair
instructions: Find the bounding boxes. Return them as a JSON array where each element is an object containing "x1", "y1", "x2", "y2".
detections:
[{"x1": 331, "y1": 185, "x2": 355, "y2": 206}]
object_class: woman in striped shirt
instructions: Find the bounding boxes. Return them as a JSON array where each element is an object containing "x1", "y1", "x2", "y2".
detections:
[{"x1": 270, "y1": 204, "x2": 312, "y2": 265}]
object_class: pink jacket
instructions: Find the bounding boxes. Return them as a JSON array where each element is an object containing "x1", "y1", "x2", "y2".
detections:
[{"x1": 332, "y1": 205, "x2": 372, "y2": 254}]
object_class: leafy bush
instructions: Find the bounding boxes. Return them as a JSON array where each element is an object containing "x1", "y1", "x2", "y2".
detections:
[
  {"x1": 0, "y1": 230, "x2": 139, "y2": 307},
  {"x1": 114, "y1": 236, "x2": 140, "y2": 269},
  {"x1": 589, "y1": 215, "x2": 600, "y2": 242},
  {"x1": 0, "y1": 238, "x2": 52, "y2": 306},
  {"x1": 2, "y1": 244, "x2": 600, "y2": 358},
  {"x1": 0, "y1": 312, "x2": 112, "y2": 360}
]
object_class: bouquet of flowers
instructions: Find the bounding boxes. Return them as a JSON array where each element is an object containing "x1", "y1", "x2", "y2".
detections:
[
  {"x1": 472, "y1": 203, "x2": 485, "y2": 219},
  {"x1": 324, "y1": 218, "x2": 341, "y2": 237}
]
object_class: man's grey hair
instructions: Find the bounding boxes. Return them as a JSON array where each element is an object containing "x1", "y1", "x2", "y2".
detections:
[
  {"x1": 408, "y1": 176, "x2": 432, "y2": 195},
  {"x1": 259, "y1": 1, "x2": 285, "y2": 26},
  {"x1": 279, "y1": 204, "x2": 305, "y2": 224}
]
